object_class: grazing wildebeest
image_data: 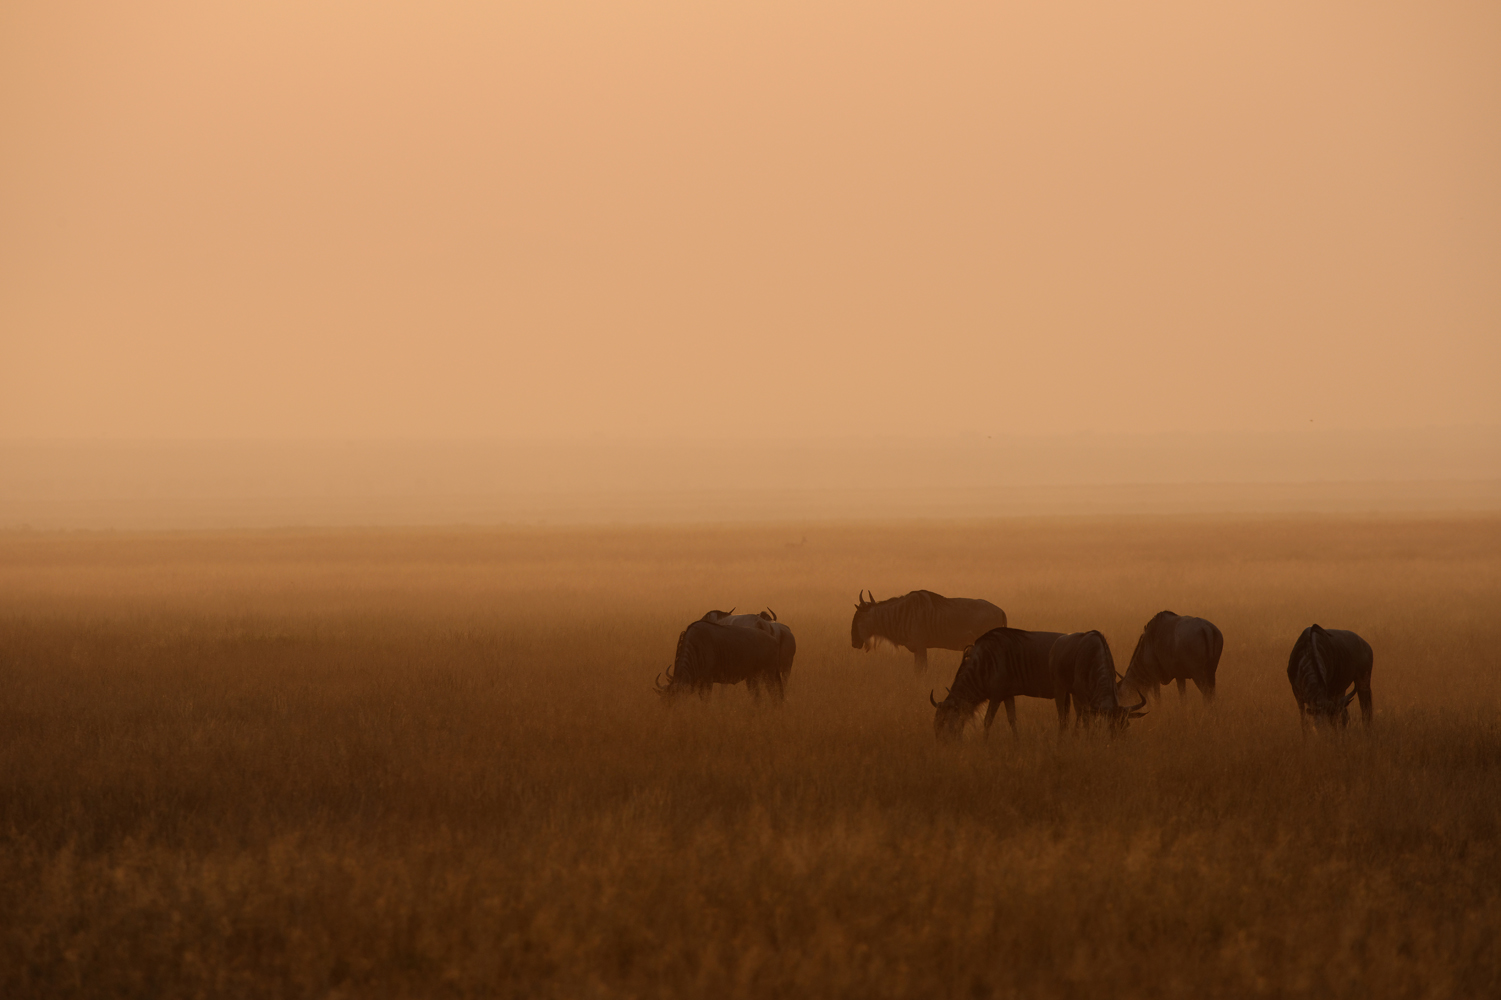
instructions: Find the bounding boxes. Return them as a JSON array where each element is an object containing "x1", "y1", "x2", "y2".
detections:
[
  {"x1": 1119, "y1": 611, "x2": 1224, "y2": 705},
  {"x1": 1287, "y1": 625, "x2": 1373, "y2": 730},
  {"x1": 850, "y1": 590, "x2": 1008, "y2": 673},
  {"x1": 700, "y1": 608, "x2": 796, "y2": 681},
  {"x1": 1050, "y1": 630, "x2": 1147, "y2": 731},
  {"x1": 655, "y1": 619, "x2": 784, "y2": 705},
  {"x1": 930, "y1": 627, "x2": 1065, "y2": 742}
]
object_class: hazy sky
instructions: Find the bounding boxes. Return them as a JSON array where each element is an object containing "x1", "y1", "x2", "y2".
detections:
[{"x1": 3, "y1": 1, "x2": 1497, "y2": 441}]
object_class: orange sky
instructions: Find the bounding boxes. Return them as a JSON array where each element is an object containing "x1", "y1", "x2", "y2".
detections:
[{"x1": 2, "y1": 1, "x2": 1497, "y2": 441}]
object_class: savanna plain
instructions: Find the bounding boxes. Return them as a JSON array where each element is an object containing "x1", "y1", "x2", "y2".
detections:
[{"x1": 2, "y1": 515, "x2": 1499, "y2": 999}]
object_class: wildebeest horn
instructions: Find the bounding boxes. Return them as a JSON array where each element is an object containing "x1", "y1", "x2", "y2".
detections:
[
  {"x1": 1342, "y1": 690, "x2": 1358, "y2": 707},
  {"x1": 767, "y1": 607, "x2": 777, "y2": 621},
  {"x1": 1128, "y1": 691, "x2": 1147, "y2": 712},
  {"x1": 930, "y1": 689, "x2": 941, "y2": 707}
]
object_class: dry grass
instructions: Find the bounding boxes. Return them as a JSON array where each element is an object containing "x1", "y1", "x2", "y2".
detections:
[{"x1": 1, "y1": 515, "x2": 1499, "y2": 998}]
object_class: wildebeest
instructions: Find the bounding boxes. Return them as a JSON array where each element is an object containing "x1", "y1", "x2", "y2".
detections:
[
  {"x1": 655, "y1": 619, "x2": 785, "y2": 704},
  {"x1": 930, "y1": 627, "x2": 1065, "y2": 741},
  {"x1": 1050, "y1": 630, "x2": 1147, "y2": 730},
  {"x1": 850, "y1": 590, "x2": 1008, "y2": 672},
  {"x1": 1119, "y1": 611, "x2": 1224, "y2": 705},
  {"x1": 1286, "y1": 625, "x2": 1373, "y2": 730},
  {"x1": 700, "y1": 607, "x2": 796, "y2": 681}
]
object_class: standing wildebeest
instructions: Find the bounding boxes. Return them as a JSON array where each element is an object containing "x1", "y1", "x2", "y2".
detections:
[
  {"x1": 850, "y1": 590, "x2": 1008, "y2": 673},
  {"x1": 1287, "y1": 625, "x2": 1373, "y2": 730},
  {"x1": 1119, "y1": 611, "x2": 1223, "y2": 705},
  {"x1": 700, "y1": 607, "x2": 796, "y2": 681},
  {"x1": 1051, "y1": 630, "x2": 1147, "y2": 730},
  {"x1": 655, "y1": 619, "x2": 784, "y2": 704},
  {"x1": 930, "y1": 627, "x2": 1065, "y2": 741}
]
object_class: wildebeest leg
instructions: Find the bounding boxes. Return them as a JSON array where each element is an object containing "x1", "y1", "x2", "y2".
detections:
[
  {"x1": 746, "y1": 676, "x2": 761, "y2": 702},
  {"x1": 1295, "y1": 698, "x2": 1310, "y2": 734},
  {"x1": 1356, "y1": 677, "x2": 1373, "y2": 726},
  {"x1": 1176, "y1": 678, "x2": 1187, "y2": 701},
  {"x1": 982, "y1": 699, "x2": 1001, "y2": 737},
  {"x1": 1054, "y1": 693, "x2": 1070, "y2": 733},
  {"x1": 912, "y1": 647, "x2": 928, "y2": 673},
  {"x1": 1003, "y1": 697, "x2": 1017, "y2": 736}
]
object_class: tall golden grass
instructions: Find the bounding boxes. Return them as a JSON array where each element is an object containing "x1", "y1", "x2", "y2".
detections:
[{"x1": 1, "y1": 515, "x2": 1498, "y2": 998}]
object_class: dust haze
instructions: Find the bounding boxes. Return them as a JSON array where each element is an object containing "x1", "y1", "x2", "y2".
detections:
[{"x1": 3, "y1": 1, "x2": 1499, "y2": 444}]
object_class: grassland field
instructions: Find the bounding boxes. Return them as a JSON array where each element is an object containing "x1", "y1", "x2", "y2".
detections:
[{"x1": 1, "y1": 514, "x2": 1499, "y2": 998}]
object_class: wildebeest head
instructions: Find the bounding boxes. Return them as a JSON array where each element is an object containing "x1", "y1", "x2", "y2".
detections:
[
  {"x1": 1304, "y1": 690, "x2": 1358, "y2": 729},
  {"x1": 930, "y1": 644, "x2": 984, "y2": 742},
  {"x1": 929, "y1": 686, "x2": 973, "y2": 742},
  {"x1": 653, "y1": 665, "x2": 681, "y2": 706},
  {"x1": 701, "y1": 608, "x2": 735, "y2": 622},
  {"x1": 851, "y1": 590, "x2": 878, "y2": 649},
  {"x1": 1105, "y1": 659, "x2": 1148, "y2": 729}
]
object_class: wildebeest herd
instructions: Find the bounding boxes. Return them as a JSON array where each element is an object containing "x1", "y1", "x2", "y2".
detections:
[{"x1": 655, "y1": 589, "x2": 1374, "y2": 737}]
